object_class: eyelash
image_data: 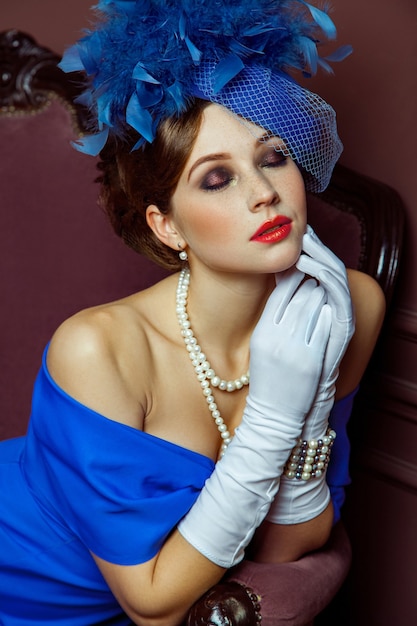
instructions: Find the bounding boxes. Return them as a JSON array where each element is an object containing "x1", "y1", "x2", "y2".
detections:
[
  {"x1": 260, "y1": 148, "x2": 288, "y2": 169},
  {"x1": 201, "y1": 168, "x2": 234, "y2": 192},
  {"x1": 201, "y1": 149, "x2": 288, "y2": 192}
]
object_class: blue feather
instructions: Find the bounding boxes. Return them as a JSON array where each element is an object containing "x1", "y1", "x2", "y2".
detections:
[
  {"x1": 97, "y1": 98, "x2": 112, "y2": 127},
  {"x1": 317, "y1": 57, "x2": 334, "y2": 74},
  {"x1": 71, "y1": 127, "x2": 109, "y2": 156},
  {"x1": 298, "y1": 35, "x2": 319, "y2": 74},
  {"x1": 80, "y1": 32, "x2": 104, "y2": 75},
  {"x1": 60, "y1": 0, "x2": 351, "y2": 147},
  {"x1": 58, "y1": 46, "x2": 83, "y2": 72},
  {"x1": 74, "y1": 91, "x2": 92, "y2": 108},
  {"x1": 135, "y1": 82, "x2": 163, "y2": 108},
  {"x1": 300, "y1": 1, "x2": 337, "y2": 39},
  {"x1": 241, "y1": 24, "x2": 280, "y2": 37},
  {"x1": 212, "y1": 54, "x2": 245, "y2": 93},
  {"x1": 325, "y1": 44, "x2": 353, "y2": 63},
  {"x1": 126, "y1": 92, "x2": 155, "y2": 142},
  {"x1": 132, "y1": 62, "x2": 160, "y2": 84},
  {"x1": 178, "y1": 12, "x2": 202, "y2": 62},
  {"x1": 229, "y1": 38, "x2": 266, "y2": 59},
  {"x1": 166, "y1": 80, "x2": 188, "y2": 111},
  {"x1": 184, "y1": 36, "x2": 202, "y2": 63}
]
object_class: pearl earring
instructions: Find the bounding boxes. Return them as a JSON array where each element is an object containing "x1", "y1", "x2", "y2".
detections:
[{"x1": 178, "y1": 243, "x2": 188, "y2": 261}]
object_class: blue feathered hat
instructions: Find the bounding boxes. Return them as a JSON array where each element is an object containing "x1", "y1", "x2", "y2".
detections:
[{"x1": 59, "y1": 0, "x2": 351, "y2": 191}]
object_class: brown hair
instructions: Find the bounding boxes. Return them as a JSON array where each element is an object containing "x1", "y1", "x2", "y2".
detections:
[{"x1": 97, "y1": 98, "x2": 211, "y2": 271}]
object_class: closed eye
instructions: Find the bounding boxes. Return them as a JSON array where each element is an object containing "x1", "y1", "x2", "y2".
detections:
[
  {"x1": 200, "y1": 167, "x2": 234, "y2": 192},
  {"x1": 260, "y1": 147, "x2": 288, "y2": 169}
]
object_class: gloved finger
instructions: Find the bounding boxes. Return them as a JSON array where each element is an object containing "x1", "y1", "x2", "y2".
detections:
[
  {"x1": 282, "y1": 280, "x2": 329, "y2": 344},
  {"x1": 307, "y1": 296, "x2": 332, "y2": 348},
  {"x1": 303, "y1": 226, "x2": 346, "y2": 274},
  {"x1": 296, "y1": 251, "x2": 346, "y2": 286},
  {"x1": 296, "y1": 257, "x2": 351, "y2": 321},
  {"x1": 309, "y1": 302, "x2": 332, "y2": 351},
  {"x1": 317, "y1": 269, "x2": 354, "y2": 325},
  {"x1": 259, "y1": 267, "x2": 305, "y2": 327},
  {"x1": 298, "y1": 225, "x2": 346, "y2": 277},
  {"x1": 274, "y1": 266, "x2": 304, "y2": 288}
]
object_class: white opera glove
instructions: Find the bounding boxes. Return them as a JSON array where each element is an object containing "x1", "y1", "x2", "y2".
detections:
[
  {"x1": 267, "y1": 226, "x2": 355, "y2": 524},
  {"x1": 178, "y1": 268, "x2": 331, "y2": 568}
]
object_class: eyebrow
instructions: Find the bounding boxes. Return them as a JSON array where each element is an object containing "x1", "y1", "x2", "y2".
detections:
[
  {"x1": 187, "y1": 153, "x2": 231, "y2": 181},
  {"x1": 186, "y1": 133, "x2": 282, "y2": 181}
]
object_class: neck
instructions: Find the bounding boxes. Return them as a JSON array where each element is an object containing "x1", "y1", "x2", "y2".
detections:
[{"x1": 183, "y1": 266, "x2": 274, "y2": 374}]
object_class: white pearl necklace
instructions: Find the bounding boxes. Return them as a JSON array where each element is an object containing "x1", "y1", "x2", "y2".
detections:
[{"x1": 176, "y1": 268, "x2": 250, "y2": 457}]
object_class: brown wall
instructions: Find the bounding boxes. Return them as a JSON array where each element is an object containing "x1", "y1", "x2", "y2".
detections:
[{"x1": 2, "y1": 2, "x2": 417, "y2": 624}]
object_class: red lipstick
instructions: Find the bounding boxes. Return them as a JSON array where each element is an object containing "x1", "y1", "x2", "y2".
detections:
[{"x1": 250, "y1": 215, "x2": 292, "y2": 244}]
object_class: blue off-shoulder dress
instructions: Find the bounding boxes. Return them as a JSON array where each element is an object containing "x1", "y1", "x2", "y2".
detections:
[
  {"x1": 0, "y1": 345, "x2": 215, "y2": 624},
  {"x1": 0, "y1": 345, "x2": 355, "y2": 624}
]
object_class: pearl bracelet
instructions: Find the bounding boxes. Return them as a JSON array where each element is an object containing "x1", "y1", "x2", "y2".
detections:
[{"x1": 283, "y1": 427, "x2": 336, "y2": 480}]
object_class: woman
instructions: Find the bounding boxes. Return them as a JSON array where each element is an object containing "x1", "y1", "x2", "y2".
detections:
[{"x1": 0, "y1": 1, "x2": 385, "y2": 624}]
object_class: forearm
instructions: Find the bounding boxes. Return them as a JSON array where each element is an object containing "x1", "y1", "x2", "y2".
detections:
[
  {"x1": 94, "y1": 505, "x2": 334, "y2": 626},
  {"x1": 93, "y1": 531, "x2": 226, "y2": 626}
]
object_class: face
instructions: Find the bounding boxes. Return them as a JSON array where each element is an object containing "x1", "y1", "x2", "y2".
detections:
[{"x1": 167, "y1": 103, "x2": 307, "y2": 275}]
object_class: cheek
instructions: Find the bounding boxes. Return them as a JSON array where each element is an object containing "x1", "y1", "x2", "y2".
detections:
[
  {"x1": 174, "y1": 191, "x2": 235, "y2": 246},
  {"x1": 300, "y1": 202, "x2": 308, "y2": 229},
  {"x1": 189, "y1": 212, "x2": 238, "y2": 253},
  {"x1": 290, "y1": 176, "x2": 307, "y2": 227},
  {"x1": 190, "y1": 211, "x2": 219, "y2": 236}
]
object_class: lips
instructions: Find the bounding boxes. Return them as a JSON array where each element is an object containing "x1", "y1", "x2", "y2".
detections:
[{"x1": 250, "y1": 215, "x2": 292, "y2": 243}]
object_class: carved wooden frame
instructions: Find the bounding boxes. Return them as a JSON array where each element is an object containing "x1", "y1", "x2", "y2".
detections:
[
  {"x1": 311, "y1": 164, "x2": 405, "y2": 310},
  {"x1": 0, "y1": 29, "x2": 86, "y2": 128}
]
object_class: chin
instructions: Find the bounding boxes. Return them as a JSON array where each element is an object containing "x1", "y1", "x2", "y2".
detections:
[{"x1": 271, "y1": 243, "x2": 303, "y2": 274}]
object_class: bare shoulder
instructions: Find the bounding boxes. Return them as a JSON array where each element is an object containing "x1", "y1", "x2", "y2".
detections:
[
  {"x1": 47, "y1": 295, "x2": 153, "y2": 428},
  {"x1": 347, "y1": 269, "x2": 386, "y2": 324},
  {"x1": 337, "y1": 269, "x2": 386, "y2": 399}
]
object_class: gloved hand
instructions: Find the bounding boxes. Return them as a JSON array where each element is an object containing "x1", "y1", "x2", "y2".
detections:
[
  {"x1": 178, "y1": 267, "x2": 331, "y2": 567},
  {"x1": 297, "y1": 225, "x2": 355, "y2": 398},
  {"x1": 267, "y1": 226, "x2": 355, "y2": 524}
]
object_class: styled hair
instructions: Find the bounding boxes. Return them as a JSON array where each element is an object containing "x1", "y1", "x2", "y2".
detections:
[
  {"x1": 97, "y1": 98, "x2": 211, "y2": 271},
  {"x1": 63, "y1": 1, "x2": 351, "y2": 247}
]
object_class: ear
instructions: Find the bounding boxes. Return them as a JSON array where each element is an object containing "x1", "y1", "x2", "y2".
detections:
[{"x1": 146, "y1": 204, "x2": 184, "y2": 251}]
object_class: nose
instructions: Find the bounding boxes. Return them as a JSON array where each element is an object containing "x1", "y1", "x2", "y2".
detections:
[{"x1": 248, "y1": 170, "x2": 280, "y2": 212}]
